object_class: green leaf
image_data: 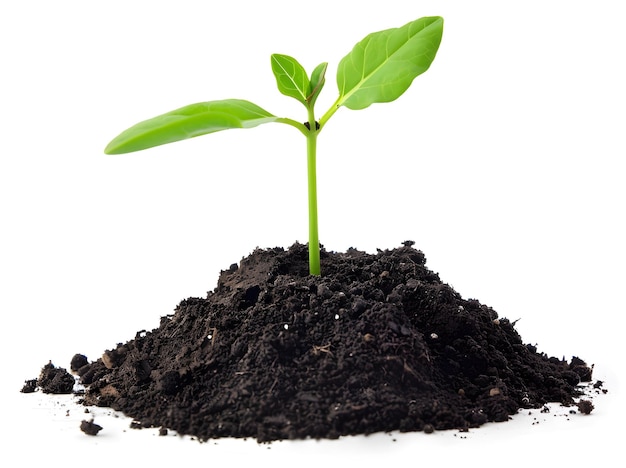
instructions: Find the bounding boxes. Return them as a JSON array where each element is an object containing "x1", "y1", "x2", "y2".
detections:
[
  {"x1": 336, "y1": 16, "x2": 444, "y2": 110},
  {"x1": 104, "y1": 99, "x2": 278, "y2": 154},
  {"x1": 271, "y1": 54, "x2": 310, "y2": 106},
  {"x1": 307, "y1": 62, "x2": 328, "y2": 106}
]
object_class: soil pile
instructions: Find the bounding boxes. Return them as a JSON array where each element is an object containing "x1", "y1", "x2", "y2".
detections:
[{"x1": 26, "y1": 242, "x2": 594, "y2": 441}]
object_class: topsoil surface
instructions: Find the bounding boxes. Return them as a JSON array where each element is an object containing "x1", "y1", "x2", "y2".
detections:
[{"x1": 24, "y1": 242, "x2": 595, "y2": 442}]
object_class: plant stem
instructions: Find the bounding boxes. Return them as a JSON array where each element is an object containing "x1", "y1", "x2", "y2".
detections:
[
  {"x1": 318, "y1": 96, "x2": 342, "y2": 129},
  {"x1": 306, "y1": 107, "x2": 320, "y2": 276}
]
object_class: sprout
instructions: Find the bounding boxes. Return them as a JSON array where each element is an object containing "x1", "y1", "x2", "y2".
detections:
[{"x1": 105, "y1": 17, "x2": 444, "y2": 275}]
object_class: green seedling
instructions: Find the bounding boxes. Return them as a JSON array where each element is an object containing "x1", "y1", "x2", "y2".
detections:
[{"x1": 105, "y1": 16, "x2": 444, "y2": 276}]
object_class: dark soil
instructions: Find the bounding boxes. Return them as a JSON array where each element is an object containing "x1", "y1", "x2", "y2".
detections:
[
  {"x1": 24, "y1": 242, "x2": 595, "y2": 442},
  {"x1": 22, "y1": 362, "x2": 75, "y2": 394},
  {"x1": 80, "y1": 419, "x2": 103, "y2": 436}
]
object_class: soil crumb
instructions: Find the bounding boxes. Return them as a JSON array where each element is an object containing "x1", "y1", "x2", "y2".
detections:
[
  {"x1": 80, "y1": 419, "x2": 103, "y2": 436},
  {"x1": 31, "y1": 362, "x2": 75, "y2": 394},
  {"x1": 577, "y1": 399, "x2": 594, "y2": 415},
  {"x1": 25, "y1": 243, "x2": 594, "y2": 442}
]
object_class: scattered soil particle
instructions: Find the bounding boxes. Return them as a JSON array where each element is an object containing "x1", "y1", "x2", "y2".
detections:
[
  {"x1": 577, "y1": 399, "x2": 595, "y2": 415},
  {"x1": 20, "y1": 379, "x2": 38, "y2": 394},
  {"x1": 80, "y1": 419, "x2": 103, "y2": 436},
  {"x1": 24, "y1": 243, "x2": 595, "y2": 442}
]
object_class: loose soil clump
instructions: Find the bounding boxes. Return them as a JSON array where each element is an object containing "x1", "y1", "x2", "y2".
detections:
[
  {"x1": 80, "y1": 419, "x2": 103, "y2": 436},
  {"x1": 25, "y1": 242, "x2": 594, "y2": 442},
  {"x1": 22, "y1": 362, "x2": 75, "y2": 394}
]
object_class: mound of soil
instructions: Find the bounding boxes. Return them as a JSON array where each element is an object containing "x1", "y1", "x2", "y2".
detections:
[{"x1": 26, "y1": 242, "x2": 594, "y2": 442}]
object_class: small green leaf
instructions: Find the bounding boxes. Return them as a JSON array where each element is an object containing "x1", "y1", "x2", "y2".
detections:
[
  {"x1": 337, "y1": 16, "x2": 444, "y2": 110},
  {"x1": 271, "y1": 54, "x2": 310, "y2": 106},
  {"x1": 307, "y1": 62, "x2": 328, "y2": 106},
  {"x1": 104, "y1": 99, "x2": 278, "y2": 154}
]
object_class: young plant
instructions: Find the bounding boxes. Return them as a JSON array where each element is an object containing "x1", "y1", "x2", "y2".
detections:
[{"x1": 105, "y1": 17, "x2": 444, "y2": 276}]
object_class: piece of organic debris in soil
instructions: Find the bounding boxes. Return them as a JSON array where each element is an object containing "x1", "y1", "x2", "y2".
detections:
[{"x1": 25, "y1": 242, "x2": 595, "y2": 442}]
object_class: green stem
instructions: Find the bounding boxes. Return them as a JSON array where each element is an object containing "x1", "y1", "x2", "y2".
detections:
[
  {"x1": 318, "y1": 96, "x2": 342, "y2": 129},
  {"x1": 306, "y1": 107, "x2": 320, "y2": 276}
]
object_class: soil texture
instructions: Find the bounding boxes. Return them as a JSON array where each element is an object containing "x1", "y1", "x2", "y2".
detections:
[{"x1": 25, "y1": 242, "x2": 595, "y2": 442}]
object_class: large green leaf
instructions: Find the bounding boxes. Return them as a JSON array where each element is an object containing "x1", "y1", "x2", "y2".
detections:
[
  {"x1": 336, "y1": 16, "x2": 444, "y2": 110},
  {"x1": 271, "y1": 54, "x2": 310, "y2": 106},
  {"x1": 104, "y1": 99, "x2": 278, "y2": 154}
]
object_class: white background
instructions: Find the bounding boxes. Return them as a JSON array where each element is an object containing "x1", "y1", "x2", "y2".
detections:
[{"x1": 1, "y1": 1, "x2": 624, "y2": 465}]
